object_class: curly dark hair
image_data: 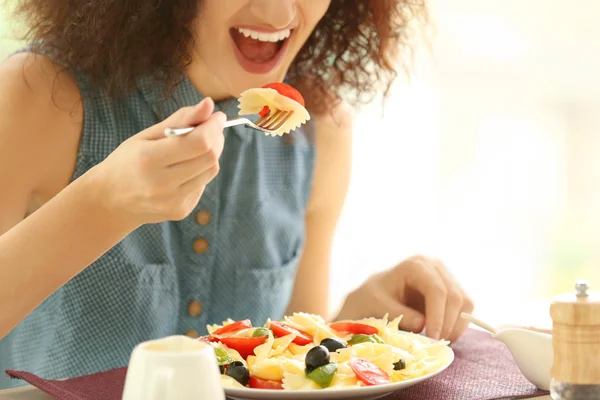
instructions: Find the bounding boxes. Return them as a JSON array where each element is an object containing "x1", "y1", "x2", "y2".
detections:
[{"x1": 12, "y1": 0, "x2": 427, "y2": 114}]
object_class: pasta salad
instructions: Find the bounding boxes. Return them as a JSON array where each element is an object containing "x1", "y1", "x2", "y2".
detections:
[{"x1": 200, "y1": 313, "x2": 451, "y2": 390}]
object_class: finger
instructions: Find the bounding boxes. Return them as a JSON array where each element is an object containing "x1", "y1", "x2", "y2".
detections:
[
  {"x1": 140, "y1": 97, "x2": 215, "y2": 140},
  {"x1": 370, "y1": 279, "x2": 426, "y2": 332},
  {"x1": 178, "y1": 97, "x2": 215, "y2": 128},
  {"x1": 164, "y1": 154, "x2": 219, "y2": 187},
  {"x1": 392, "y1": 303, "x2": 426, "y2": 333},
  {"x1": 174, "y1": 167, "x2": 220, "y2": 217},
  {"x1": 179, "y1": 163, "x2": 220, "y2": 195},
  {"x1": 448, "y1": 291, "x2": 474, "y2": 342},
  {"x1": 156, "y1": 111, "x2": 226, "y2": 165},
  {"x1": 433, "y1": 261, "x2": 464, "y2": 341},
  {"x1": 440, "y1": 291, "x2": 462, "y2": 341},
  {"x1": 403, "y1": 259, "x2": 447, "y2": 340}
]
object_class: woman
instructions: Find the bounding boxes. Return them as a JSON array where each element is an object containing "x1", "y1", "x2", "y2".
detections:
[{"x1": 0, "y1": 0, "x2": 473, "y2": 388}]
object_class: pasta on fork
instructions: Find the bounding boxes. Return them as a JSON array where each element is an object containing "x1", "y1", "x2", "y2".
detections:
[{"x1": 237, "y1": 83, "x2": 311, "y2": 136}]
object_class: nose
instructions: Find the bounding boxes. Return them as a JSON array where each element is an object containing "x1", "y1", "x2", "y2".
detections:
[{"x1": 250, "y1": 0, "x2": 296, "y2": 29}]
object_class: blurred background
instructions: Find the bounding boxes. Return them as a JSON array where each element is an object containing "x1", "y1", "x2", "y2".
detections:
[{"x1": 1, "y1": 1, "x2": 598, "y2": 329}]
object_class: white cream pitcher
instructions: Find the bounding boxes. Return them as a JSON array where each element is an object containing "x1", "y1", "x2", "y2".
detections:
[{"x1": 122, "y1": 335, "x2": 225, "y2": 400}]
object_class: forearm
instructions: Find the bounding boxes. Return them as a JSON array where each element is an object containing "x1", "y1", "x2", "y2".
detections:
[
  {"x1": 287, "y1": 102, "x2": 353, "y2": 322},
  {"x1": 284, "y1": 246, "x2": 331, "y2": 319},
  {"x1": 0, "y1": 168, "x2": 138, "y2": 339},
  {"x1": 284, "y1": 288, "x2": 330, "y2": 320}
]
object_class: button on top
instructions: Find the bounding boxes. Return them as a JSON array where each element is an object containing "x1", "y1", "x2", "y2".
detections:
[
  {"x1": 193, "y1": 238, "x2": 209, "y2": 254},
  {"x1": 185, "y1": 329, "x2": 199, "y2": 338},
  {"x1": 188, "y1": 300, "x2": 203, "y2": 317},
  {"x1": 196, "y1": 210, "x2": 211, "y2": 225}
]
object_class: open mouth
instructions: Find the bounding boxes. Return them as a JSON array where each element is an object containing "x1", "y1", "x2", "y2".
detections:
[{"x1": 230, "y1": 27, "x2": 292, "y2": 74}]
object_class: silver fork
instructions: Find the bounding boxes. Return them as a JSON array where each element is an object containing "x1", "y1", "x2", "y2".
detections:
[{"x1": 164, "y1": 109, "x2": 293, "y2": 137}]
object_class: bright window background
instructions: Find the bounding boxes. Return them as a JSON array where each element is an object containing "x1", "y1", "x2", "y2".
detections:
[{"x1": 2, "y1": 1, "x2": 598, "y2": 329}]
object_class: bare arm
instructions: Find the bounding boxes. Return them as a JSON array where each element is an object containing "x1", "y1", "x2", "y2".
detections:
[
  {"x1": 285, "y1": 104, "x2": 353, "y2": 319},
  {"x1": 0, "y1": 54, "x2": 139, "y2": 339},
  {"x1": 0, "y1": 172, "x2": 138, "y2": 339},
  {"x1": 0, "y1": 52, "x2": 227, "y2": 339},
  {"x1": 0, "y1": 53, "x2": 85, "y2": 233}
]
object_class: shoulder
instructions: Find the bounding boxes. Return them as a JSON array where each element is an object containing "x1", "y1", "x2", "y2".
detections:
[
  {"x1": 0, "y1": 51, "x2": 83, "y2": 124},
  {"x1": 307, "y1": 101, "x2": 354, "y2": 215},
  {"x1": 0, "y1": 51, "x2": 84, "y2": 192},
  {"x1": 312, "y1": 101, "x2": 354, "y2": 140},
  {"x1": 311, "y1": 101, "x2": 354, "y2": 167}
]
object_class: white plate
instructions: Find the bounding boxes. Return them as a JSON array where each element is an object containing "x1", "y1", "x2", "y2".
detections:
[{"x1": 224, "y1": 344, "x2": 454, "y2": 400}]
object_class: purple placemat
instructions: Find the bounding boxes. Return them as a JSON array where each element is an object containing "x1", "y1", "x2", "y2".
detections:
[{"x1": 7, "y1": 329, "x2": 549, "y2": 400}]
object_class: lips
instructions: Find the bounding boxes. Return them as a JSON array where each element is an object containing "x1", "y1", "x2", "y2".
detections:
[{"x1": 230, "y1": 27, "x2": 292, "y2": 74}]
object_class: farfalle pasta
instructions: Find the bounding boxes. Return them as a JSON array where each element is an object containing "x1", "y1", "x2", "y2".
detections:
[
  {"x1": 237, "y1": 82, "x2": 310, "y2": 136},
  {"x1": 202, "y1": 312, "x2": 452, "y2": 391}
]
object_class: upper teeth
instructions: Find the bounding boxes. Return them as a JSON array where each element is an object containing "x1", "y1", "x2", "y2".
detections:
[{"x1": 236, "y1": 27, "x2": 291, "y2": 42}]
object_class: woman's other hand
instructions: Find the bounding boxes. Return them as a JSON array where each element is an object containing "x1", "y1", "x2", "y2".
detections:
[{"x1": 335, "y1": 256, "x2": 474, "y2": 342}]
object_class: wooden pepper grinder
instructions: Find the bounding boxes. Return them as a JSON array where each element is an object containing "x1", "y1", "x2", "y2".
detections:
[{"x1": 549, "y1": 280, "x2": 600, "y2": 399}]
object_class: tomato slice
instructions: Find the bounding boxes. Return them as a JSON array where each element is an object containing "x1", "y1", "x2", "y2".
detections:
[
  {"x1": 198, "y1": 336, "x2": 210, "y2": 344},
  {"x1": 198, "y1": 335, "x2": 219, "y2": 344},
  {"x1": 248, "y1": 376, "x2": 284, "y2": 390},
  {"x1": 211, "y1": 319, "x2": 252, "y2": 336},
  {"x1": 269, "y1": 321, "x2": 313, "y2": 346},
  {"x1": 261, "y1": 82, "x2": 305, "y2": 107},
  {"x1": 220, "y1": 336, "x2": 267, "y2": 359},
  {"x1": 350, "y1": 358, "x2": 392, "y2": 386},
  {"x1": 329, "y1": 321, "x2": 379, "y2": 335},
  {"x1": 258, "y1": 105, "x2": 270, "y2": 118}
]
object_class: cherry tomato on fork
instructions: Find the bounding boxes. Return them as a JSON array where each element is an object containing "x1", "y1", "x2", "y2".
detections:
[{"x1": 261, "y1": 82, "x2": 305, "y2": 106}]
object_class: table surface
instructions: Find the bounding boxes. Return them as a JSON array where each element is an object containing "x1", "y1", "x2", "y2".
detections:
[{"x1": 0, "y1": 385, "x2": 552, "y2": 400}]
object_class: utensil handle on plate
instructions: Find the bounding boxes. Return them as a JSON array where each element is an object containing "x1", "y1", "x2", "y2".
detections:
[{"x1": 461, "y1": 312, "x2": 498, "y2": 334}]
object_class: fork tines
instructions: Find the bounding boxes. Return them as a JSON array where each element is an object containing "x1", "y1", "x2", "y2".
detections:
[{"x1": 256, "y1": 109, "x2": 292, "y2": 131}]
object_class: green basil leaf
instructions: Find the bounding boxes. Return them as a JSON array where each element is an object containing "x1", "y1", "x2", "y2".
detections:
[
  {"x1": 214, "y1": 347, "x2": 234, "y2": 366},
  {"x1": 252, "y1": 327, "x2": 270, "y2": 337},
  {"x1": 307, "y1": 363, "x2": 337, "y2": 388}
]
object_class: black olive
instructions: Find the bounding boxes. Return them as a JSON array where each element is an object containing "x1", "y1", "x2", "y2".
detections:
[
  {"x1": 305, "y1": 345, "x2": 330, "y2": 373},
  {"x1": 394, "y1": 359, "x2": 406, "y2": 370},
  {"x1": 225, "y1": 361, "x2": 249, "y2": 386},
  {"x1": 219, "y1": 365, "x2": 225, "y2": 374},
  {"x1": 320, "y1": 338, "x2": 346, "y2": 353}
]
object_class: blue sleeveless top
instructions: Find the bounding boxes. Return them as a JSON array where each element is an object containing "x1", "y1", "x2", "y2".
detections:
[{"x1": 0, "y1": 50, "x2": 315, "y2": 389}]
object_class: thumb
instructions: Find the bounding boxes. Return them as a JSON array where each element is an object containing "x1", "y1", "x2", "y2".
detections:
[
  {"x1": 142, "y1": 97, "x2": 215, "y2": 140},
  {"x1": 393, "y1": 305, "x2": 426, "y2": 333},
  {"x1": 179, "y1": 97, "x2": 215, "y2": 127}
]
